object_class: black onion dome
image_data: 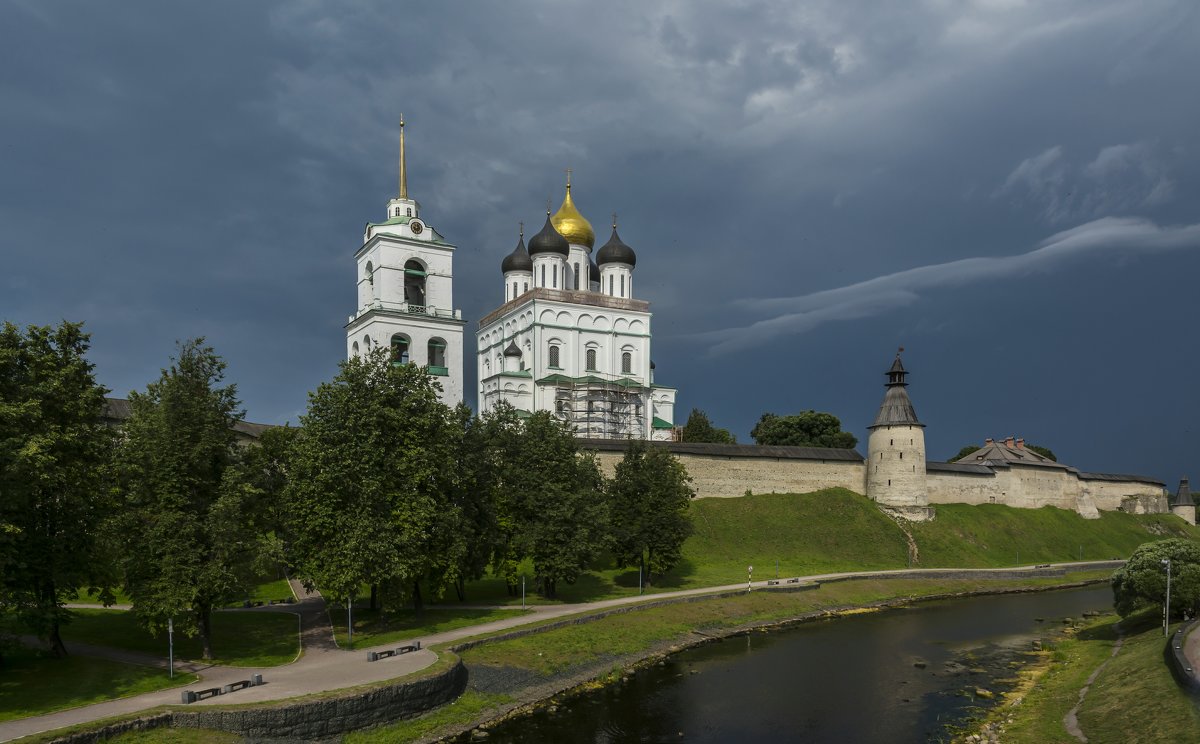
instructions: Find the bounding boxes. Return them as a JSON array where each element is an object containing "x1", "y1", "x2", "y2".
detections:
[
  {"x1": 500, "y1": 236, "x2": 532, "y2": 273},
  {"x1": 596, "y1": 227, "x2": 636, "y2": 267},
  {"x1": 589, "y1": 256, "x2": 600, "y2": 284},
  {"x1": 503, "y1": 341, "x2": 522, "y2": 358},
  {"x1": 527, "y1": 215, "x2": 569, "y2": 257}
]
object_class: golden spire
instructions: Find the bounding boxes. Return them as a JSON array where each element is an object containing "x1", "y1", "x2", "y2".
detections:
[
  {"x1": 550, "y1": 169, "x2": 595, "y2": 248},
  {"x1": 398, "y1": 115, "x2": 408, "y2": 200}
]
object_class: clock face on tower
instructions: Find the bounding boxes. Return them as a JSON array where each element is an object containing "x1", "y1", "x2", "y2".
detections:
[{"x1": 410, "y1": 219, "x2": 424, "y2": 235}]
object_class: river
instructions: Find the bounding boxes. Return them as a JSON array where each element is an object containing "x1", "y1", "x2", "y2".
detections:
[{"x1": 469, "y1": 584, "x2": 1111, "y2": 743}]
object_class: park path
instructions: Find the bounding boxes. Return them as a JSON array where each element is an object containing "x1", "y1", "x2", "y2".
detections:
[
  {"x1": 1183, "y1": 621, "x2": 1200, "y2": 686},
  {"x1": 0, "y1": 561, "x2": 1117, "y2": 742}
]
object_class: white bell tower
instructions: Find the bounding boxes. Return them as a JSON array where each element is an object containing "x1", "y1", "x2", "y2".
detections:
[{"x1": 344, "y1": 117, "x2": 466, "y2": 405}]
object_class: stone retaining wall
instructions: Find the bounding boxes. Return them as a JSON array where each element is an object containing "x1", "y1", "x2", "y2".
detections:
[
  {"x1": 1165, "y1": 620, "x2": 1200, "y2": 694},
  {"x1": 49, "y1": 660, "x2": 467, "y2": 744}
]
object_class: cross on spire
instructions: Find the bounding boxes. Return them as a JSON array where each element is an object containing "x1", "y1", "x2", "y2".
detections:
[
  {"x1": 397, "y1": 114, "x2": 408, "y2": 200},
  {"x1": 518, "y1": 221, "x2": 524, "y2": 238},
  {"x1": 612, "y1": 212, "x2": 618, "y2": 230},
  {"x1": 565, "y1": 168, "x2": 572, "y2": 191}
]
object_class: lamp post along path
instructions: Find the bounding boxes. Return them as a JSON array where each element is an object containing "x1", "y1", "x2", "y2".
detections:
[{"x1": 1162, "y1": 558, "x2": 1172, "y2": 638}]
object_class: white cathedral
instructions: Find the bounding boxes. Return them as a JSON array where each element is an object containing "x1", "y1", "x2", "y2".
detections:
[{"x1": 346, "y1": 123, "x2": 677, "y2": 439}]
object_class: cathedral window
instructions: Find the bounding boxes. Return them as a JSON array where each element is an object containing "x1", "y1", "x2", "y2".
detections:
[
  {"x1": 608, "y1": 276, "x2": 614, "y2": 295},
  {"x1": 574, "y1": 263, "x2": 581, "y2": 290},
  {"x1": 404, "y1": 260, "x2": 427, "y2": 306},
  {"x1": 540, "y1": 265, "x2": 546, "y2": 287},
  {"x1": 552, "y1": 265, "x2": 558, "y2": 288},
  {"x1": 390, "y1": 334, "x2": 410, "y2": 365},
  {"x1": 548, "y1": 344, "x2": 561, "y2": 369},
  {"x1": 352, "y1": 341, "x2": 360, "y2": 356},
  {"x1": 512, "y1": 282, "x2": 518, "y2": 300},
  {"x1": 427, "y1": 338, "x2": 447, "y2": 373},
  {"x1": 394, "y1": 208, "x2": 400, "y2": 217},
  {"x1": 586, "y1": 348, "x2": 597, "y2": 371},
  {"x1": 406, "y1": 207, "x2": 412, "y2": 217},
  {"x1": 620, "y1": 275, "x2": 625, "y2": 297},
  {"x1": 621, "y1": 352, "x2": 632, "y2": 374},
  {"x1": 365, "y1": 261, "x2": 374, "y2": 286},
  {"x1": 523, "y1": 281, "x2": 529, "y2": 293}
]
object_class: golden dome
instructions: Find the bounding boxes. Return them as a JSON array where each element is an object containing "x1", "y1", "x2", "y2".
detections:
[{"x1": 550, "y1": 184, "x2": 595, "y2": 249}]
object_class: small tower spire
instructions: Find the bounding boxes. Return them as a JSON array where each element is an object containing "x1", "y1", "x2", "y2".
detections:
[
  {"x1": 519, "y1": 221, "x2": 524, "y2": 239},
  {"x1": 612, "y1": 212, "x2": 618, "y2": 230},
  {"x1": 398, "y1": 115, "x2": 408, "y2": 200},
  {"x1": 566, "y1": 167, "x2": 572, "y2": 193},
  {"x1": 887, "y1": 347, "x2": 908, "y2": 387}
]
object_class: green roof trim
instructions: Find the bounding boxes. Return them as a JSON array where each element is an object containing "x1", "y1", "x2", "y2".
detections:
[
  {"x1": 650, "y1": 383, "x2": 677, "y2": 390},
  {"x1": 367, "y1": 216, "x2": 413, "y2": 227},
  {"x1": 535, "y1": 374, "x2": 647, "y2": 389},
  {"x1": 652, "y1": 417, "x2": 674, "y2": 429}
]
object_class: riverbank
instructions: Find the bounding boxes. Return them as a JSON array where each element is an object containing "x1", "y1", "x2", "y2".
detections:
[
  {"x1": 348, "y1": 569, "x2": 1115, "y2": 743},
  {"x1": 967, "y1": 609, "x2": 1200, "y2": 743}
]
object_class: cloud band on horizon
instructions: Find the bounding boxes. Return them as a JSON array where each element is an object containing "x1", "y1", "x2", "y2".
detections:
[{"x1": 695, "y1": 217, "x2": 1200, "y2": 354}]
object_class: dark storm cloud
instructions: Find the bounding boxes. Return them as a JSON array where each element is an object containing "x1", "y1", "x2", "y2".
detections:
[{"x1": 2, "y1": 0, "x2": 1198, "y2": 480}]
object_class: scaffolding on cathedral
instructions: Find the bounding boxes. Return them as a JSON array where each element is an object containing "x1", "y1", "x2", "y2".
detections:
[{"x1": 549, "y1": 374, "x2": 647, "y2": 439}]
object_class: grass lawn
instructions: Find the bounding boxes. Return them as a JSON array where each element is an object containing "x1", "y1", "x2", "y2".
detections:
[
  {"x1": 1074, "y1": 611, "x2": 1200, "y2": 742},
  {"x1": 0, "y1": 647, "x2": 196, "y2": 722},
  {"x1": 442, "y1": 490, "x2": 1198, "y2": 606},
  {"x1": 60, "y1": 609, "x2": 299, "y2": 667},
  {"x1": 67, "y1": 586, "x2": 132, "y2": 605},
  {"x1": 331, "y1": 607, "x2": 532, "y2": 649},
  {"x1": 344, "y1": 691, "x2": 514, "y2": 743}
]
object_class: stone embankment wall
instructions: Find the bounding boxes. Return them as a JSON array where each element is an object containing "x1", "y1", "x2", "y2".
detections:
[{"x1": 49, "y1": 660, "x2": 468, "y2": 744}]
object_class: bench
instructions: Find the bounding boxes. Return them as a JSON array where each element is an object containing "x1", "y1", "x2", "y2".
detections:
[
  {"x1": 786, "y1": 578, "x2": 801, "y2": 584},
  {"x1": 368, "y1": 641, "x2": 422, "y2": 662},
  {"x1": 767, "y1": 580, "x2": 781, "y2": 586},
  {"x1": 222, "y1": 680, "x2": 253, "y2": 694},
  {"x1": 268, "y1": 597, "x2": 295, "y2": 606},
  {"x1": 182, "y1": 675, "x2": 262, "y2": 703}
]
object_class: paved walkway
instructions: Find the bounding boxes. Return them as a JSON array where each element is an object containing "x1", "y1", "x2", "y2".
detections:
[
  {"x1": 1183, "y1": 621, "x2": 1200, "y2": 683},
  {"x1": 0, "y1": 562, "x2": 1116, "y2": 742}
]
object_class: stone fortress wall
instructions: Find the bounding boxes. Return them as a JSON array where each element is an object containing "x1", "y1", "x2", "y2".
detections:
[{"x1": 581, "y1": 353, "x2": 1182, "y2": 523}]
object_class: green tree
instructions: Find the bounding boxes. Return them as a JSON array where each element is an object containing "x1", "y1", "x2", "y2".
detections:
[
  {"x1": 1027, "y1": 445, "x2": 1057, "y2": 462},
  {"x1": 950, "y1": 445, "x2": 980, "y2": 462},
  {"x1": 284, "y1": 350, "x2": 458, "y2": 614},
  {"x1": 1111, "y1": 539, "x2": 1200, "y2": 620},
  {"x1": 607, "y1": 439, "x2": 695, "y2": 587},
  {"x1": 115, "y1": 339, "x2": 256, "y2": 660},
  {"x1": 750, "y1": 411, "x2": 858, "y2": 448},
  {"x1": 679, "y1": 408, "x2": 736, "y2": 444},
  {"x1": 489, "y1": 408, "x2": 608, "y2": 598},
  {"x1": 443, "y1": 403, "x2": 501, "y2": 601},
  {"x1": 0, "y1": 321, "x2": 114, "y2": 658}
]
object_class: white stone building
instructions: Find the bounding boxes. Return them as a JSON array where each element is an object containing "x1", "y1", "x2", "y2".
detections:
[
  {"x1": 476, "y1": 179, "x2": 677, "y2": 439},
  {"x1": 345, "y1": 121, "x2": 465, "y2": 405}
]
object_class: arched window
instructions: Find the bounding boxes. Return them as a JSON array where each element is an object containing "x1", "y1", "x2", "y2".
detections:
[
  {"x1": 512, "y1": 282, "x2": 518, "y2": 300},
  {"x1": 620, "y1": 275, "x2": 625, "y2": 297},
  {"x1": 608, "y1": 275, "x2": 614, "y2": 295},
  {"x1": 552, "y1": 265, "x2": 558, "y2": 288},
  {"x1": 404, "y1": 260, "x2": 426, "y2": 306},
  {"x1": 548, "y1": 344, "x2": 561, "y2": 368},
  {"x1": 586, "y1": 348, "x2": 597, "y2": 371},
  {"x1": 363, "y1": 334, "x2": 372, "y2": 350},
  {"x1": 352, "y1": 341, "x2": 360, "y2": 356},
  {"x1": 574, "y1": 263, "x2": 581, "y2": 290},
  {"x1": 427, "y1": 338, "x2": 447, "y2": 373},
  {"x1": 523, "y1": 281, "x2": 529, "y2": 293},
  {"x1": 390, "y1": 334, "x2": 410, "y2": 365},
  {"x1": 540, "y1": 265, "x2": 546, "y2": 287},
  {"x1": 394, "y1": 208, "x2": 400, "y2": 217},
  {"x1": 365, "y1": 261, "x2": 374, "y2": 286},
  {"x1": 621, "y1": 351, "x2": 632, "y2": 375},
  {"x1": 406, "y1": 207, "x2": 412, "y2": 217}
]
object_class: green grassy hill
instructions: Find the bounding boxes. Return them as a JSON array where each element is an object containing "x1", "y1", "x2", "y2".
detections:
[{"x1": 680, "y1": 489, "x2": 1200, "y2": 585}]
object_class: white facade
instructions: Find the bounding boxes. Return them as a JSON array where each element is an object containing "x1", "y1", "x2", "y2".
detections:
[
  {"x1": 477, "y1": 185, "x2": 677, "y2": 439},
  {"x1": 345, "y1": 125, "x2": 465, "y2": 405}
]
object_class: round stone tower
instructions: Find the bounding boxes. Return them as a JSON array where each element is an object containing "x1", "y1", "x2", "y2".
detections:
[
  {"x1": 1171, "y1": 478, "x2": 1195, "y2": 526},
  {"x1": 866, "y1": 351, "x2": 932, "y2": 520}
]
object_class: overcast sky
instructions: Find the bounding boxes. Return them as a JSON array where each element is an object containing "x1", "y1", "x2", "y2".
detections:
[{"x1": 3, "y1": 1, "x2": 1198, "y2": 484}]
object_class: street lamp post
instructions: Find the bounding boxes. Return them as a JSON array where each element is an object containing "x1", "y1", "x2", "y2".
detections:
[{"x1": 1162, "y1": 558, "x2": 1172, "y2": 638}]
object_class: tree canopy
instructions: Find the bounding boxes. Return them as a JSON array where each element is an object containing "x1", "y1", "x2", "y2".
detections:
[
  {"x1": 1111, "y1": 539, "x2": 1200, "y2": 620},
  {"x1": 750, "y1": 411, "x2": 857, "y2": 449},
  {"x1": 114, "y1": 338, "x2": 254, "y2": 660},
  {"x1": 284, "y1": 349, "x2": 460, "y2": 613},
  {"x1": 0, "y1": 321, "x2": 114, "y2": 658},
  {"x1": 607, "y1": 439, "x2": 695, "y2": 587},
  {"x1": 679, "y1": 408, "x2": 736, "y2": 444}
]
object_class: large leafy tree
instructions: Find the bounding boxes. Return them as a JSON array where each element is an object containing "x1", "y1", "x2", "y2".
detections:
[
  {"x1": 1111, "y1": 539, "x2": 1200, "y2": 620},
  {"x1": 750, "y1": 411, "x2": 858, "y2": 448},
  {"x1": 607, "y1": 439, "x2": 695, "y2": 587},
  {"x1": 0, "y1": 322, "x2": 114, "y2": 658},
  {"x1": 284, "y1": 350, "x2": 458, "y2": 613},
  {"x1": 489, "y1": 408, "x2": 608, "y2": 598},
  {"x1": 115, "y1": 339, "x2": 256, "y2": 660},
  {"x1": 679, "y1": 408, "x2": 736, "y2": 444}
]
